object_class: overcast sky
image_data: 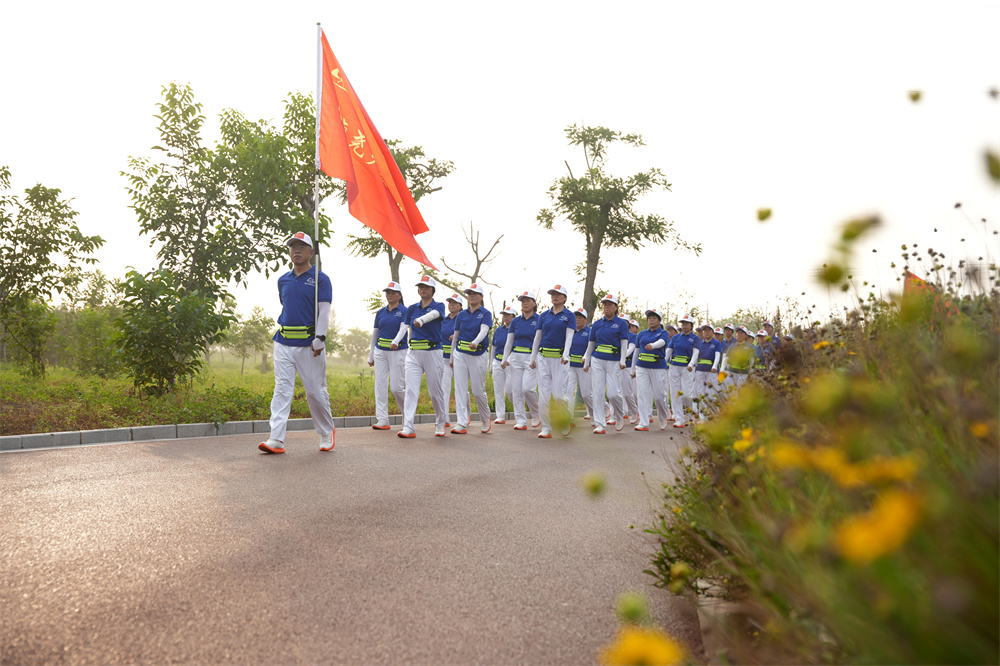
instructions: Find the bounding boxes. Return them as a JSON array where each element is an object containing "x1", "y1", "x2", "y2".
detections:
[{"x1": 2, "y1": 0, "x2": 998, "y2": 333}]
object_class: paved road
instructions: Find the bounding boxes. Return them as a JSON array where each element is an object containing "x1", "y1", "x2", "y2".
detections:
[{"x1": 1, "y1": 423, "x2": 702, "y2": 665}]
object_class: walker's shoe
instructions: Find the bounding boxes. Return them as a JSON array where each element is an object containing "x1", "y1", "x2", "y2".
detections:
[
  {"x1": 320, "y1": 432, "x2": 336, "y2": 451},
  {"x1": 668, "y1": 417, "x2": 676, "y2": 422},
  {"x1": 481, "y1": 422, "x2": 492, "y2": 434},
  {"x1": 451, "y1": 427, "x2": 468, "y2": 434},
  {"x1": 445, "y1": 422, "x2": 451, "y2": 429},
  {"x1": 258, "y1": 439, "x2": 285, "y2": 454},
  {"x1": 583, "y1": 415, "x2": 591, "y2": 421},
  {"x1": 537, "y1": 429, "x2": 552, "y2": 439},
  {"x1": 493, "y1": 418, "x2": 506, "y2": 425},
  {"x1": 531, "y1": 417, "x2": 541, "y2": 428},
  {"x1": 592, "y1": 427, "x2": 606, "y2": 435},
  {"x1": 672, "y1": 422, "x2": 686, "y2": 429},
  {"x1": 435, "y1": 427, "x2": 446, "y2": 437},
  {"x1": 397, "y1": 429, "x2": 416, "y2": 438},
  {"x1": 513, "y1": 424, "x2": 528, "y2": 431},
  {"x1": 659, "y1": 423, "x2": 668, "y2": 431},
  {"x1": 560, "y1": 423, "x2": 572, "y2": 437},
  {"x1": 615, "y1": 419, "x2": 625, "y2": 432},
  {"x1": 634, "y1": 426, "x2": 649, "y2": 432},
  {"x1": 630, "y1": 415, "x2": 640, "y2": 426},
  {"x1": 649, "y1": 418, "x2": 655, "y2": 423},
  {"x1": 607, "y1": 420, "x2": 616, "y2": 426},
  {"x1": 372, "y1": 421, "x2": 390, "y2": 430}
]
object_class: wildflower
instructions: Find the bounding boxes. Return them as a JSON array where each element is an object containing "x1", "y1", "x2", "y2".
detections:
[
  {"x1": 733, "y1": 438, "x2": 753, "y2": 453},
  {"x1": 581, "y1": 471, "x2": 607, "y2": 498},
  {"x1": 813, "y1": 341, "x2": 831, "y2": 350},
  {"x1": 599, "y1": 626, "x2": 686, "y2": 666},
  {"x1": 769, "y1": 441, "x2": 811, "y2": 469},
  {"x1": 812, "y1": 446, "x2": 866, "y2": 488},
  {"x1": 615, "y1": 591, "x2": 650, "y2": 625},
  {"x1": 858, "y1": 454, "x2": 921, "y2": 484},
  {"x1": 970, "y1": 422, "x2": 990, "y2": 438},
  {"x1": 835, "y1": 489, "x2": 922, "y2": 563}
]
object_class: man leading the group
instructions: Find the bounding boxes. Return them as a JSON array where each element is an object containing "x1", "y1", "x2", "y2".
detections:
[{"x1": 259, "y1": 232, "x2": 336, "y2": 454}]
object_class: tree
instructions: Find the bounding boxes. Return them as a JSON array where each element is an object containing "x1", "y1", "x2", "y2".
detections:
[
  {"x1": 538, "y1": 125, "x2": 701, "y2": 319},
  {"x1": 48, "y1": 270, "x2": 124, "y2": 377},
  {"x1": 339, "y1": 327, "x2": 371, "y2": 366},
  {"x1": 230, "y1": 306, "x2": 275, "y2": 375},
  {"x1": 0, "y1": 298, "x2": 56, "y2": 377},
  {"x1": 343, "y1": 140, "x2": 454, "y2": 282},
  {"x1": 0, "y1": 166, "x2": 104, "y2": 375}
]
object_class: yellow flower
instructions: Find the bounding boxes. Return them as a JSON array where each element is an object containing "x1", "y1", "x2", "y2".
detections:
[
  {"x1": 733, "y1": 438, "x2": 753, "y2": 452},
  {"x1": 768, "y1": 441, "x2": 811, "y2": 469},
  {"x1": 813, "y1": 341, "x2": 831, "y2": 350},
  {"x1": 599, "y1": 626, "x2": 686, "y2": 666},
  {"x1": 858, "y1": 454, "x2": 921, "y2": 484},
  {"x1": 812, "y1": 447, "x2": 866, "y2": 488},
  {"x1": 971, "y1": 422, "x2": 990, "y2": 438},
  {"x1": 835, "y1": 490, "x2": 922, "y2": 563}
]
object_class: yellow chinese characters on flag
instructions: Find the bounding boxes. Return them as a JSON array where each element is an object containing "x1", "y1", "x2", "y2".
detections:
[{"x1": 318, "y1": 31, "x2": 437, "y2": 269}]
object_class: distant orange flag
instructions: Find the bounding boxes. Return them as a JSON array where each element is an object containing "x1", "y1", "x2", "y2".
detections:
[{"x1": 318, "y1": 31, "x2": 437, "y2": 269}]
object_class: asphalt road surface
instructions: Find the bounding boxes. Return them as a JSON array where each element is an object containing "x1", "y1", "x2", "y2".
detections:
[{"x1": 2, "y1": 423, "x2": 702, "y2": 665}]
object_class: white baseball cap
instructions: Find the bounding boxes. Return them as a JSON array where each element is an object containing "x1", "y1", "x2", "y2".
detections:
[
  {"x1": 517, "y1": 290, "x2": 537, "y2": 302},
  {"x1": 629, "y1": 319, "x2": 639, "y2": 327},
  {"x1": 548, "y1": 284, "x2": 568, "y2": 297},
  {"x1": 665, "y1": 323, "x2": 678, "y2": 331},
  {"x1": 714, "y1": 327, "x2": 724, "y2": 334},
  {"x1": 679, "y1": 315, "x2": 695, "y2": 324},
  {"x1": 645, "y1": 308, "x2": 663, "y2": 319},
  {"x1": 756, "y1": 329, "x2": 768, "y2": 337},
  {"x1": 763, "y1": 320, "x2": 774, "y2": 327},
  {"x1": 724, "y1": 323, "x2": 735, "y2": 331},
  {"x1": 600, "y1": 293, "x2": 619, "y2": 305},
  {"x1": 464, "y1": 283, "x2": 484, "y2": 295},
  {"x1": 446, "y1": 292, "x2": 463, "y2": 304},
  {"x1": 415, "y1": 275, "x2": 437, "y2": 289},
  {"x1": 574, "y1": 307, "x2": 589, "y2": 319},
  {"x1": 383, "y1": 281, "x2": 402, "y2": 293},
  {"x1": 737, "y1": 326, "x2": 752, "y2": 335},
  {"x1": 286, "y1": 231, "x2": 313, "y2": 247},
  {"x1": 501, "y1": 305, "x2": 516, "y2": 316}
]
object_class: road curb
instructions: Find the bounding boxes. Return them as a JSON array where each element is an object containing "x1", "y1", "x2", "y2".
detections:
[{"x1": 1, "y1": 412, "x2": 515, "y2": 452}]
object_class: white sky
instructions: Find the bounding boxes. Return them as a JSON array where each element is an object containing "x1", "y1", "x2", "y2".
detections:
[{"x1": 2, "y1": 0, "x2": 998, "y2": 333}]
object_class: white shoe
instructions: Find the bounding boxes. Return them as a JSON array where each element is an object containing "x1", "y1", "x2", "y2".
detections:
[
  {"x1": 531, "y1": 417, "x2": 541, "y2": 428},
  {"x1": 560, "y1": 423, "x2": 571, "y2": 437},
  {"x1": 615, "y1": 419, "x2": 625, "y2": 432},
  {"x1": 630, "y1": 415, "x2": 640, "y2": 426},
  {"x1": 434, "y1": 427, "x2": 446, "y2": 437},
  {"x1": 537, "y1": 428, "x2": 552, "y2": 439}
]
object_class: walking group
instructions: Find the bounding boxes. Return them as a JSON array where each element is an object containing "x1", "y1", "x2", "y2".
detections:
[{"x1": 258, "y1": 232, "x2": 786, "y2": 453}]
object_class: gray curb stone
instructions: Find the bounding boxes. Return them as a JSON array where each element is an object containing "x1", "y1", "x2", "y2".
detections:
[
  {"x1": 132, "y1": 425, "x2": 177, "y2": 441},
  {"x1": 1, "y1": 436, "x2": 22, "y2": 451},
  {"x1": 286, "y1": 418, "x2": 313, "y2": 432},
  {"x1": 21, "y1": 433, "x2": 54, "y2": 449},
  {"x1": 218, "y1": 421, "x2": 254, "y2": 436},
  {"x1": 81, "y1": 428, "x2": 131, "y2": 445},
  {"x1": 177, "y1": 423, "x2": 219, "y2": 439},
  {"x1": 252, "y1": 420, "x2": 270, "y2": 434}
]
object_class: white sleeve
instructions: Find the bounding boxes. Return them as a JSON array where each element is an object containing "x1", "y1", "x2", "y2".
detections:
[
  {"x1": 415, "y1": 310, "x2": 442, "y2": 326},
  {"x1": 501, "y1": 334, "x2": 515, "y2": 364},
  {"x1": 648, "y1": 339, "x2": 666, "y2": 349},
  {"x1": 562, "y1": 327, "x2": 574, "y2": 361},
  {"x1": 665, "y1": 349, "x2": 673, "y2": 365},
  {"x1": 625, "y1": 341, "x2": 636, "y2": 357},
  {"x1": 583, "y1": 340, "x2": 596, "y2": 365},
  {"x1": 720, "y1": 353, "x2": 730, "y2": 373},
  {"x1": 619, "y1": 338, "x2": 628, "y2": 364},
  {"x1": 472, "y1": 324, "x2": 490, "y2": 346},
  {"x1": 712, "y1": 351, "x2": 721, "y2": 370},
  {"x1": 368, "y1": 328, "x2": 378, "y2": 363},
  {"x1": 392, "y1": 324, "x2": 409, "y2": 345},
  {"x1": 530, "y1": 329, "x2": 542, "y2": 364},
  {"x1": 315, "y1": 302, "x2": 331, "y2": 336},
  {"x1": 689, "y1": 348, "x2": 700, "y2": 369},
  {"x1": 631, "y1": 346, "x2": 639, "y2": 368}
]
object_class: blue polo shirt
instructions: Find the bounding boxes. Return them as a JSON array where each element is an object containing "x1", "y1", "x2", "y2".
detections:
[
  {"x1": 538, "y1": 307, "x2": 575, "y2": 355},
  {"x1": 696, "y1": 338, "x2": 723, "y2": 372},
  {"x1": 623, "y1": 331, "x2": 638, "y2": 367},
  {"x1": 454, "y1": 306, "x2": 493, "y2": 356},
  {"x1": 508, "y1": 313, "x2": 540, "y2": 354},
  {"x1": 569, "y1": 326, "x2": 591, "y2": 367},
  {"x1": 373, "y1": 304, "x2": 408, "y2": 350},
  {"x1": 668, "y1": 332, "x2": 700, "y2": 367},
  {"x1": 721, "y1": 336, "x2": 737, "y2": 353},
  {"x1": 440, "y1": 313, "x2": 459, "y2": 358},
  {"x1": 273, "y1": 266, "x2": 332, "y2": 347},
  {"x1": 492, "y1": 324, "x2": 509, "y2": 361},
  {"x1": 590, "y1": 316, "x2": 629, "y2": 361},
  {"x1": 405, "y1": 300, "x2": 445, "y2": 351},
  {"x1": 635, "y1": 328, "x2": 669, "y2": 369}
]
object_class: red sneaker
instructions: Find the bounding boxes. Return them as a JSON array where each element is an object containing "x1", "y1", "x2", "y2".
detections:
[
  {"x1": 451, "y1": 427, "x2": 468, "y2": 435},
  {"x1": 397, "y1": 430, "x2": 416, "y2": 438},
  {"x1": 372, "y1": 423, "x2": 390, "y2": 430},
  {"x1": 258, "y1": 440, "x2": 285, "y2": 454},
  {"x1": 513, "y1": 425, "x2": 527, "y2": 431},
  {"x1": 634, "y1": 426, "x2": 649, "y2": 432},
  {"x1": 592, "y1": 428, "x2": 606, "y2": 435}
]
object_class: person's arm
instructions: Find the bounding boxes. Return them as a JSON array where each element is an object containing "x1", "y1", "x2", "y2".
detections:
[
  {"x1": 391, "y1": 324, "x2": 409, "y2": 348},
  {"x1": 720, "y1": 352, "x2": 730, "y2": 374},
  {"x1": 311, "y1": 302, "x2": 331, "y2": 351},
  {"x1": 583, "y1": 340, "x2": 596, "y2": 370},
  {"x1": 561, "y1": 327, "x2": 574, "y2": 364},
  {"x1": 501, "y1": 333, "x2": 515, "y2": 366},
  {"x1": 646, "y1": 338, "x2": 666, "y2": 350},
  {"x1": 630, "y1": 346, "x2": 639, "y2": 373},
  {"x1": 688, "y1": 348, "x2": 700, "y2": 372},
  {"x1": 618, "y1": 337, "x2": 628, "y2": 367},
  {"x1": 712, "y1": 350, "x2": 722, "y2": 371},
  {"x1": 471, "y1": 324, "x2": 490, "y2": 348},
  {"x1": 368, "y1": 328, "x2": 378, "y2": 366},
  {"x1": 625, "y1": 340, "x2": 636, "y2": 358},
  {"x1": 530, "y1": 329, "x2": 542, "y2": 367},
  {"x1": 414, "y1": 310, "x2": 441, "y2": 327}
]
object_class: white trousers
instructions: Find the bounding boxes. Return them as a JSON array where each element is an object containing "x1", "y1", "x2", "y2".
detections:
[
  {"x1": 269, "y1": 342, "x2": 335, "y2": 442},
  {"x1": 453, "y1": 352, "x2": 491, "y2": 427},
  {"x1": 508, "y1": 353, "x2": 539, "y2": 427},
  {"x1": 668, "y1": 364, "x2": 696, "y2": 425},
  {"x1": 403, "y1": 348, "x2": 448, "y2": 431},
  {"x1": 694, "y1": 371, "x2": 721, "y2": 419},
  {"x1": 442, "y1": 358, "x2": 455, "y2": 421},
  {"x1": 622, "y1": 367, "x2": 638, "y2": 418},
  {"x1": 373, "y1": 348, "x2": 406, "y2": 424},
  {"x1": 635, "y1": 366, "x2": 670, "y2": 429},
  {"x1": 566, "y1": 365, "x2": 594, "y2": 418},
  {"x1": 491, "y1": 358, "x2": 511, "y2": 418},
  {"x1": 537, "y1": 355, "x2": 570, "y2": 430},
  {"x1": 590, "y1": 358, "x2": 625, "y2": 430}
]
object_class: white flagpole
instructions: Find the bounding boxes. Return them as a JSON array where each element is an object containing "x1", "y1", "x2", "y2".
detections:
[{"x1": 313, "y1": 23, "x2": 322, "y2": 326}]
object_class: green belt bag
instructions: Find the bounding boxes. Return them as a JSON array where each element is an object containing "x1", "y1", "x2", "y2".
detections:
[
  {"x1": 410, "y1": 340, "x2": 434, "y2": 350},
  {"x1": 442, "y1": 344, "x2": 452, "y2": 354},
  {"x1": 698, "y1": 358, "x2": 713, "y2": 365},
  {"x1": 457, "y1": 340, "x2": 477, "y2": 352},
  {"x1": 638, "y1": 353, "x2": 661, "y2": 363},
  {"x1": 495, "y1": 353, "x2": 504, "y2": 360},
  {"x1": 595, "y1": 345, "x2": 620, "y2": 355},
  {"x1": 540, "y1": 347, "x2": 562, "y2": 358},
  {"x1": 570, "y1": 354, "x2": 584, "y2": 363},
  {"x1": 672, "y1": 355, "x2": 690, "y2": 363},
  {"x1": 377, "y1": 337, "x2": 395, "y2": 349},
  {"x1": 279, "y1": 325, "x2": 312, "y2": 340},
  {"x1": 513, "y1": 346, "x2": 531, "y2": 354}
]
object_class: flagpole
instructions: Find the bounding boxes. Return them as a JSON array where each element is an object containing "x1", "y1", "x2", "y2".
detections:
[{"x1": 313, "y1": 23, "x2": 322, "y2": 327}]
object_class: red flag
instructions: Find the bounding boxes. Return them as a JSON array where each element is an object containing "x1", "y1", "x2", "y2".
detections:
[{"x1": 318, "y1": 31, "x2": 437, "y2": 270}]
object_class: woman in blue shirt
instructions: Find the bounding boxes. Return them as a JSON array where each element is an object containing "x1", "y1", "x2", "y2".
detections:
[
  {"x1": 666, "y1": 315, "x2": 701, "y2": 428},
  {"x1": 500, "y1": 291, "x2": 541, "y2": 430},
  {"x1": 531, "y1": 284, "x2": 576, "y2": 438},
  {"x1": 693, "y1": 323, "x2": 723, "y2": 423},
  {"x1": 490, "y1": 306, "x2": 516, "y2": 424},
  {"x1": 566, "y1": 307, "x2": 594, "y2": 424},
  {"x1": 630, "y1": 308, "x2": 671, "y2": 431},
  {"x1": 450, "y1": 283, "x2": 493, "y2": 434},
  {"x1": 367, "y1": 281, "x2": 407, "y2": 430},
  {"x1": 394, "y1": 275, "x2": 449, "y2": 438},
  {"x1": 440, "y1": 293, "x2": 463, "y2": 428},
  {"x1": 621, "y1": 319, "x2": 640, "y2": 425},
  {"x1": 582, "y1": 294, "x2": 629, "y2": 434}
]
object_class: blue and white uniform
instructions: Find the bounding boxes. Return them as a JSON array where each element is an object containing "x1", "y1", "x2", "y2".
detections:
[
  {"x1": 398, "y1": 291, "x2": 448, "y2": 435},
  {"x1": 368, "y1": 292, "x2": 407, "y2": 428},
  {"x1": 583, "y1": 303, "x2": 629, "y2": 432},
  {"x1": 268, "y1": 263, "x2": 336, "y2": 445},
  {"x1": 440, "y1": 307, "x2": 460, "y2": 424},
  {"x1": 452, "y1": 302, "x2": 493, "y2": 431},
  {"x1": 632, "y1": 324, "x2": 671, "y2": 429},
  {"x1": 621, "y1": 329, "x2": 639, "y2": 423},
  {"x1": 666, "y1": 326, "x2": 701, "y2": 426},
  {"x1": 694, "y1": 335, "x2": 723, "y2": 420},
  {"x1": 501, "y1": 305, "x2": 540, "y2": 429},
  {"x1": 490, "y1": 313, "x2": 514, "y2": 422},
  {"x1": 533, "y1": 303, "x2": 575, "y2": 436},
  {"x1": 565, "y1": 316, "x2": 594, "y2": 421}
]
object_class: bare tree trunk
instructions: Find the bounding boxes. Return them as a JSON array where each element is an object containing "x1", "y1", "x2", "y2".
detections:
[
  {"x1": 389, "y1": 248, "x2": 404, "y2": 283},
  {"x1": 240, "y1": 356, "x2": 245, "y2": 375},
  {"x1": 582, "y1": 208, "x2": 610, "y2": 319},
  {"x1": 261, "y1": 353, "x2": 268, "y2": 373}
]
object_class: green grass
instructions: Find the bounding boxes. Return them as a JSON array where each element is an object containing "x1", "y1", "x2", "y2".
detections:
[{"x1": 0, "y1": 354, "x2": 506, "y2": 435}]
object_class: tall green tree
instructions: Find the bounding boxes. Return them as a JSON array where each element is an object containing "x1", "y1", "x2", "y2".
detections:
[
  {"x1": 0, "y1": 165, "x2": 104, "y2": 375},
  {"x1": 343, "y1": 140, "x2": 454, "y2": 282},
  {"x1": 538, "y1": 125, "x2": 701, "y2": 318}
]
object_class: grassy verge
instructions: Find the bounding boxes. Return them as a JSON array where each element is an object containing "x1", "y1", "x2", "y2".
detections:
[
  {"x1": 1, "y1": 355, "x2": 502, "y2": 435},
  {"x1": 643, "y1": 291, "x2": 999, "y2": 663}
]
